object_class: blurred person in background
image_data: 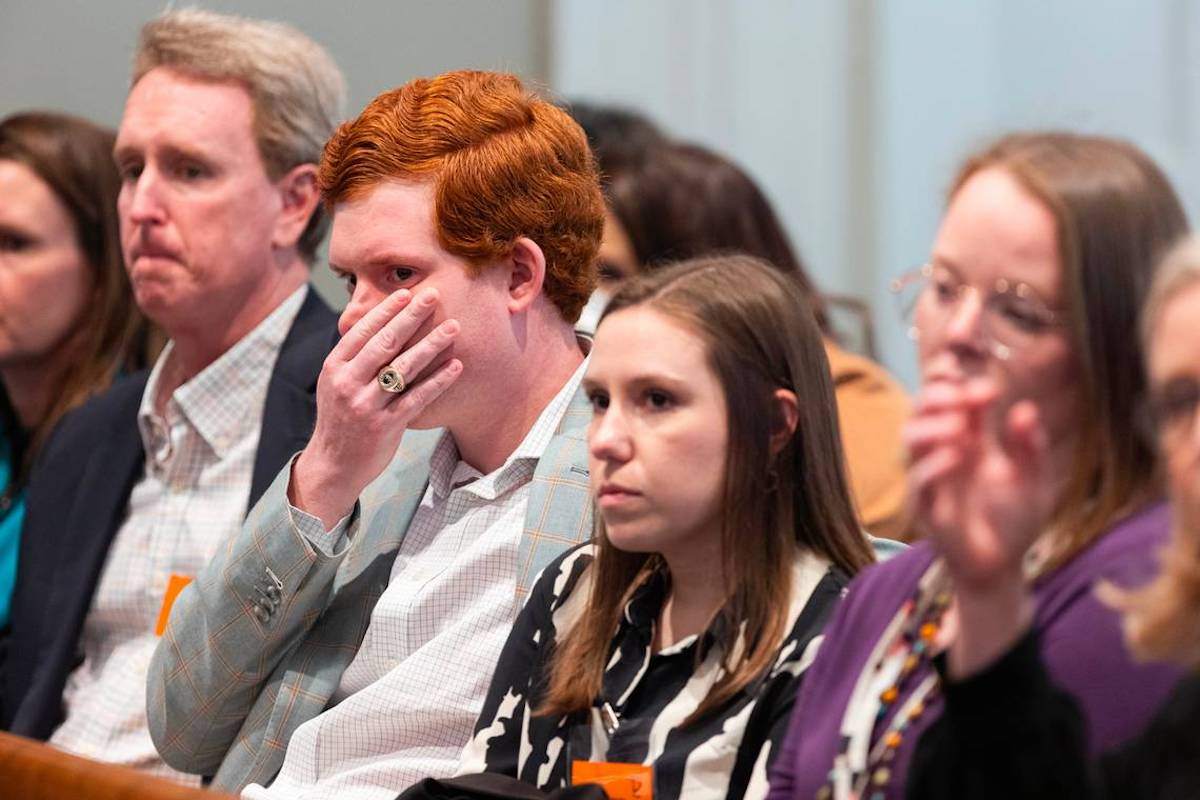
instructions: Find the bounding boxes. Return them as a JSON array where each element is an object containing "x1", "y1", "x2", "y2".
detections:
[
  {"x1": 1, "y1": 9, "x2": 343, "y2": 783},
  {"x1": 562, "y1": 101, "x2": 665, "y2": 334},
  {"x1": 0, "y1": 111, "x2": 159, "y2": 637},
  {"x1": 766, "y1": 131, "x2": 1189, "y2": 800},
  {"x1": 584, "y1": 134, "x2": 912, "y2": 542},
  {"x1": 907, "y1": 235, "x2": 1200, "y2": 800}
]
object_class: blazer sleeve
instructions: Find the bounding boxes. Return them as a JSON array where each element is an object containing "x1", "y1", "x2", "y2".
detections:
[{"x1": 146, "y1": 460, "x2": 356, "y2": 774}]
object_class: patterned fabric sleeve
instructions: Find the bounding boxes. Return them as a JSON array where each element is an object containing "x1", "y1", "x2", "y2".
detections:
[{"x1": 146, "y1": 465, "x2": 351, "y2": 776}]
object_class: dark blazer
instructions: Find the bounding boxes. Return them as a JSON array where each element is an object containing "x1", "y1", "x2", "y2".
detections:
[{"x1": 1, "y1": 289, "x2": 337, "y2": 738}]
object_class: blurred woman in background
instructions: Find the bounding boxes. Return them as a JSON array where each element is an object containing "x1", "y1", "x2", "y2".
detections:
[
  {"x1": 907, "y1": 236, "x2": 1200, "y2": 800},
  {"x1": 0, "y1": 111, "x2": 159, "y2": 629},
  {"x1": 765, "y1": 131, "x2": 1189, "y2": 800}
]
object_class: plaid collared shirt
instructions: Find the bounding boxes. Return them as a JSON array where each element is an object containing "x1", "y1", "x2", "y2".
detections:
[
  {"x1": 49, "y1": 287, "x2": 307, "y2": 782},
  {"x1": 244, "y1": 357, "x2": 588, "y2": 800}
]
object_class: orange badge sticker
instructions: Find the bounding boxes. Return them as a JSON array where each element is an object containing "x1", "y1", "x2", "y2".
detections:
[
  {"x1": 155, "y1": 573, "x2": 194, "y2": 636},
  {"x1": 572, "y1": 760, "x2": 653, "y2": 800}
]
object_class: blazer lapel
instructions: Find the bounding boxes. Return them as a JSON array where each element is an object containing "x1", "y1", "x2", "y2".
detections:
[
  {"x1": 517, "y1": 386, "x2": 594, "y2": 599},
  {"x1": 335, "y1": 427, "x2": 441, "y2": 590},
  {"x1": 39, "y1": 402, "x2": 146, "y2": 667},
  {"x1": 247, "y1": 289, "x2": 337, "y2": 514}
]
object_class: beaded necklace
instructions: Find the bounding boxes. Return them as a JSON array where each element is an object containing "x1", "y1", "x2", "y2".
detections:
[{"x1": 819, "y1": 559, "x2": 953, "y2": 800}]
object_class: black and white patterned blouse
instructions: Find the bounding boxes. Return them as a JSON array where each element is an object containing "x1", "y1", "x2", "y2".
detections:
[{"x1": 456, "y1": 544, "x2": 847, "y2": 800}]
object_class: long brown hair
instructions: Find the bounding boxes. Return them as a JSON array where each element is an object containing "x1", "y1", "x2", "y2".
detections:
[
  {"x1": 948, "y1": 132, "x2": 1188, "y2": 570},
  {"x1": 539, "y1": 255, "x2": 872, "y2": 724},
  {"x1": 0, "y1": 111, "x2": 160, "y2": 474}
]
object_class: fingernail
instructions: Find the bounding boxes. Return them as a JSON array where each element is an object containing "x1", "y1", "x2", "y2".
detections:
[
  {"x1": 420, "y1": 290, "x2": 438, "y2": 306},
  {"x1": 441, "y1": 320, "x2": 460, "y2": 335}
]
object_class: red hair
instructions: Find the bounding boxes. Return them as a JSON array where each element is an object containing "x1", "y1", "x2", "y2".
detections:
[{"x1": 319, "y1": 70, "x2": 604, "y2": 322}]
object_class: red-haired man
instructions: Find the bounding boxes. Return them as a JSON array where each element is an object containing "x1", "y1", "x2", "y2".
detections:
[{"x1": 148, "y1": 71, "x2": 604, "y2": 798}]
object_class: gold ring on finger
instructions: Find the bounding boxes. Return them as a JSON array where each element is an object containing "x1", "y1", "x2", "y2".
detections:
[{"x1": 377, "y1": 366, "x2": 407, "y2": 394}]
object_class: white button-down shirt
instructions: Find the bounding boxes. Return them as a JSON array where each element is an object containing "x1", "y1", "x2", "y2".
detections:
[
  {"x1": 50, "y1": 287, "x2": 307, "y2": 782},
  {"x1": 244, "y1": 358, "x2": 587, "y2": 800}
]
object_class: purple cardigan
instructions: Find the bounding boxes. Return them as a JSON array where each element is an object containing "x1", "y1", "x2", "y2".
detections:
[{"x1": 767, "y1": 502, "x2": 1181, "y2": 800}]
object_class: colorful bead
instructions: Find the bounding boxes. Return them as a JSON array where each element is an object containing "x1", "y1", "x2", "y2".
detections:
[
  {"x1": 919, "y1": 622, "x2": 938, "y2": 641},
  {"x1": 873, "y1": 766, "x2": 891, "y2": 785},
  {"x1": 884, "y1": 730, "x2": 903, "y2": 749},
  {"x1": 879, "y1": 686, "x2": 899, "y2": 705}
]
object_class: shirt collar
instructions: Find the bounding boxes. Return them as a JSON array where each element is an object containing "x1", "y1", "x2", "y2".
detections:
[
  {"x1": 138, "y1": 286, "x2": 307, "y2": 460},
  {"x1": 427, "y1": 339, "x2": 590, "y2": 500},
  {"x1": 617, "y1": 561, "x2": 731, "y2": 659}
]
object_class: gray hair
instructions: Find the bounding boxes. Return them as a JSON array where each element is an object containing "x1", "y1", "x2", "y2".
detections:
[{"x1": 133, "y1": 8, "x2": 347, "y2": 260}]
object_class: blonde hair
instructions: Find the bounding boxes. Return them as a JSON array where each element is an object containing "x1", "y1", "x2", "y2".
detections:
[
  {"x1": 133, "y1": 8, "x2": 346, "y2": 259},
  {"x1": 1105, "y1": 235, "x2": 1200, "y2": 667}
]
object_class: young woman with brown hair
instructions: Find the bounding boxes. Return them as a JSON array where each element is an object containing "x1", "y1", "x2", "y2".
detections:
[
  {"x1": 454, "y1": 254, "x2": 874, "y2": 800},
  {"x1": 765, "y1": 131, "x2": 1189, "y2": 800}
]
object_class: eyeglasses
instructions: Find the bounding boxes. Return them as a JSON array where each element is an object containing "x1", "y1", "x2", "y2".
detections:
[
  {"x1": 890, "y1": 262, "x2": 1065, "y2": 360},
  {"x1": 1144, "y1": 376, "x2": 1200, "y2": 446}
]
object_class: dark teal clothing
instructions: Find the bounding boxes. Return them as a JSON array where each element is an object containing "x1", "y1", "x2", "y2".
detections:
[{"x1": 0, "y1": 426, "x2": 25, "y2": 629}]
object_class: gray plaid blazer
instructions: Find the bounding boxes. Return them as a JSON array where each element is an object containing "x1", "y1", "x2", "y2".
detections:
[{"x1": 146, "y1": 388, "x2": 594, "y2": 792}]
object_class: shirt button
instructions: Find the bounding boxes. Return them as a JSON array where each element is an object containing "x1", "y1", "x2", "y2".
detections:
[{"x1": 252, "y1": 604, "x2": 271, "y2": 623}]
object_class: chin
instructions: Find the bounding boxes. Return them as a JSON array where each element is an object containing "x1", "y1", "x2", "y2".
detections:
[
  {"x1": 132, "y1": 286, "x2": 177, "y2": 323},
  {"x1": 601, "y1": 521, "x2": 664, "y2": 555}
]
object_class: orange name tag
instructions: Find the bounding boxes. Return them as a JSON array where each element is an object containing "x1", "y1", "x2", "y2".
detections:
[
  {"x1": 571, "y1": 760, "x2": 653, "y2": 800},
  {"x1": 154, "y1": 573, "x2": 194, "y2": 636}
]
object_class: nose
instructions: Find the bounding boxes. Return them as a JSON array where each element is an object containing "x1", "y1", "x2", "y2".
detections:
[
  {"x1": 939, "y1": 289, "x2": 990, "y2": 356},
  {"x1": 588, "y1": 401, "x2": 633, "y2": 465},
  {"x1": 337, "y1": 282, "x2": 382, "y2": 337},
  {"x1": 123, "y1": 167, "x2": 167, "y2": 227}
]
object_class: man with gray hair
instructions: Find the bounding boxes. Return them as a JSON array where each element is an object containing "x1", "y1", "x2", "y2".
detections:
[{"x1": 1, "y1": 9, "x2": 344, "y2": 784}]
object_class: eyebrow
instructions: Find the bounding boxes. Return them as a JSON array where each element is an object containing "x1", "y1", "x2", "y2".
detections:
[
  {"x1": 582, "y1": 372, "x2": 692, "y2": 392},
  {"x1": 928, "y1": 255, "x2": 966, "y2": 278},
  {"x1": 329, "y1": 251, "x2": 439, "y2": 273},
  {"x1": 112, "y1": 140, "x2": 214, "y2": 166}
]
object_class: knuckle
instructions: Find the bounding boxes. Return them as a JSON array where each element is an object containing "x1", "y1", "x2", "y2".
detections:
[
  {"x1": 329, "y1": 373, "x2": 355, "y2": 398},
  {"x1": 373, "y1": 327, "x2": 400, "y2": 354}
]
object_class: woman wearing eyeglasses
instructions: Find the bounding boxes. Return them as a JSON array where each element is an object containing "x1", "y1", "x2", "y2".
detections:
[
  {"x1": 905, "y1": 237, "x2": 1200, "y2": 799},
  {"x1": 765, "y1": 132, "x2": 1189, "y2": 800}
]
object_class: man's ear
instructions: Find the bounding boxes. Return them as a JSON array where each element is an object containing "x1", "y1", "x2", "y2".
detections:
[
  {"x1": 507, "y1": 236, "x2": 547, "y2": 314},
  {"x1": 769, "y1": 388, "x2": 801, "y2": 455},
  {"x1": 272, "y1": 163, "x2": 321, "y2": 251}
]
